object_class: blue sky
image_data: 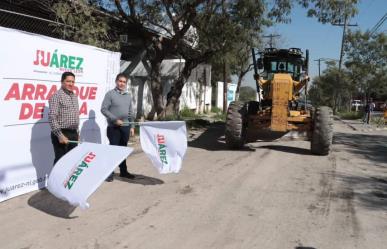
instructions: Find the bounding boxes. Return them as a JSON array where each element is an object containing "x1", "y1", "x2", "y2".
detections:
[{"x1": 241, "y1": 0, "x2": 387, "y2": 88}]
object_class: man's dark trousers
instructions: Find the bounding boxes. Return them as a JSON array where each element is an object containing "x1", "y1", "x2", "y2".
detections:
[
  {"x1": 107, "y1": 125, "x2": 130, "y2": 173},
  {"x1": 51, "y1": 129, "x2": 78, "y2": 165}
]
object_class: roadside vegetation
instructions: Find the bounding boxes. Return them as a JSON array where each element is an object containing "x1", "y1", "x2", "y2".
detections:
[
  {"x1": 48, "y1": 0, "x2": 362, "y2": 119},
  {"x1": 309, "y1": 31, "x2": 386, "y2": 113},
  {"x1": 337, "y1": 111, "x2": 363, "y2": 120}
]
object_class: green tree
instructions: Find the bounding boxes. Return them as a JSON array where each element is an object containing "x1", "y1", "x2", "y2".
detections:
[
  {"x1": 268, "y1": 0, "x2": 358, "y2": 24},
  {"x1": 230, "y1": 35, "x2": 261, "y2": 101},
  {"x1": 110, "y1": 0, "x2": 209, "y2": 119},
  {"x1": 309, "y1": 63, "x2": 352, "y2": 112},
  {"x1": 108, "y1": 0, "x2": 359, "y2": 117},
  {"x1": 163, "y1": 0, "x2": 268, "y2": 115},
  {"x1": 50, "y1": 0, "x2": 359, "y2": 118},
  {"x1": 239, "y1": 86, "x2": 256, "y2": 102},
  {"x1": 344, "y1": 30, "x2": 387, "y2": 101},
  {"x1": 53, "y1": 0, "x2": 119, "y2": 51}
]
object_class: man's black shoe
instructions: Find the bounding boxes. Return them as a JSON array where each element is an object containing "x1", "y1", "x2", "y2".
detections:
[
  {"x1": 119, "y1": 172, "x2": 135, "y2": 179},
  {"x1": 105, "y1": 173, "x2": 114, "y2": 182}
]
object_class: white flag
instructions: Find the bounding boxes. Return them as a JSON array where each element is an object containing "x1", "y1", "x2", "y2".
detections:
[
  {"x1": 140, "y1": 121, "x2": 187, "y2": 174},
  {"x1": 47, "y1": 142, "x2": 133, "y2": 209}
]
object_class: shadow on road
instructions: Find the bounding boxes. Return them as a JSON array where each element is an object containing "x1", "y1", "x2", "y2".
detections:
[
  {"x1": 188, "y1": 122, "x2": 228, "y2": 151},
  {"x1": 115, "y1": 174, "x2": 164, "y2": 185},
  {"x1": 28, "y1": 189, "x2": 77, "y2": 219},
  {"x1": 335, "y1": 173, "x2": 387, "y2": 211},
  {"x1": 333, "y1": 132, "x2": 387, "y2": 210},
  {"x1": 333, "y1": 132, "x2": 387, "y2": 165},
  {"x1": 189, "y1": 123, "x2": 305, "y2": 154},
  {"x1": 256, "y1": 145, "x2": 311, "y2": 155},
  {"x1": 188, "y1": 122, "x2": 257, "y2": 151}
]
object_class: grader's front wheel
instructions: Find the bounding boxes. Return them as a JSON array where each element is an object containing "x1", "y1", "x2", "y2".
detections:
[
  {"x1": 311, "y1": 106, "x2": 333, "y2": 155},
  {"x1": 225, "y1": 101, "x2": 247, "y2": 149}
]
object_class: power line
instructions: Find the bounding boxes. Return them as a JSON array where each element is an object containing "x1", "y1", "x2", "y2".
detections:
[{"x1": 370, "y1": 12, "x2": 387, "y2": 35}]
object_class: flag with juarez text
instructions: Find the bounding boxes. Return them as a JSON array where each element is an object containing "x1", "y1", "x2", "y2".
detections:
[
  {"x1": 140, "y1": 121, "x2": 187, "y2": 174},
  {"x1": 47, "y1": 142, "x2": 133, "y2": 209}
]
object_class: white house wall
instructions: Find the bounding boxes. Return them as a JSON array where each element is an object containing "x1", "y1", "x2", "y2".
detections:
[
  {"x1": 121, "y1": 60, "x2": 212, "y2": 118},
  {"x1": 180, "y1": 81, "x2": 212, "y2": 113}
]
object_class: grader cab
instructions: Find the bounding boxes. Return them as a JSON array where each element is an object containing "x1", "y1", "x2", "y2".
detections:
[{"x1": 225, "y1": 48, "x2": 333, "y2": 155}]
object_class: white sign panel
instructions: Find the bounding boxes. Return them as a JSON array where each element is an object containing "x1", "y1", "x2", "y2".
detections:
[
  {"x1": 216, "y1": 81, "x2": 237, "y2": 110},
  {"x1": 227, "y1": 83, "x2": 237, "y2": 106},
  {"x1": 0, "y1": 27, "x2": 120, "y2": 202},
  {"x1": 47, "y1": 142, "x2": 133, "y2": 209},
  {"x1": 140, "y1": 121, "x2": 187, "y2": 174}
]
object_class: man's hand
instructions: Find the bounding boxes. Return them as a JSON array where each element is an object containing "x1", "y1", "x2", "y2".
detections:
[
  {"x1": 115, "y1": 119, "x2": 123, "y2": 126},
  {"x1": 130, "y1": 128, "x2": 135, "y2": 137},
  {"x1": 59, "y1": 134, "x2": 69, "y2": 144}
]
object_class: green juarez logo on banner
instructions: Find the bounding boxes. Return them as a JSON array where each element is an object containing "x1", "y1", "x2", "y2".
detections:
[
  {"x1": 157, "y1": 134, "x2": 168, "y2": 164},
  {"x1": 33, "y1": 49, "x2": 84, "y2": 71},
  {"x1": 63, "y1": 152, "x2": 96, "y2": 190}
]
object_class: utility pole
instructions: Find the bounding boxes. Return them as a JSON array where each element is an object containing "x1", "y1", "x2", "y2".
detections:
[
  {"x1": 314, "y1": 58, "x2": 322, "y2": 77},
  {"x1": 263, "y1": 34, "x2": 280, "y2": 48},
  {"x1": 332, "y1": 3, "x2": 357, "y2": 113},
  {"x1": 223, "y1": 60, "x2": 227, "y2": 113},
  {"x1": 333, "y1": 13, "x2": 357, "y2": 71},
  {"x1": 222, "y1": 1, "x2": 227, "y2": 113},
  {"x1": 314, "y1": 58, "x2": 339, "y2": 77},
  {"x1": 339, "y1": 14, "x2": 347, "y2": 71}
]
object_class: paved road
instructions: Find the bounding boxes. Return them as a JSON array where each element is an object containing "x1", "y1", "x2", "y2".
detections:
[{"x1": 0, "y1": 120, "x2": 386, "y2": 249}]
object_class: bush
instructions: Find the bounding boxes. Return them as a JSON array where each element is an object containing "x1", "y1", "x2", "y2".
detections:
[
  {"x1": 180, "y1": 106, "x2": 199, "y2": 118},
  {"x1": 337, "y1": 111, "x2": 363, "y2": 120},
  {"x1": 371, "y1": 115, "x2": 386, "y2": 127},
  {"x1": 158, "y1": 114, "x2": 181, "y2": 121},
  {"x1": 213, "y1": 112, "x2": 226, "y2": 121},
  {"x1": 211, "y1": 106, "x2": 222, "y2": 114},
  {"x1": 239, "y1": 86, "x2": 256, "y2": 102}
]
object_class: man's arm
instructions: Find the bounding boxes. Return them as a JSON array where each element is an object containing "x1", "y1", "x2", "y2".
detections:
[
  {"x1": 48, "y1": 94, "x2": 63, "y2": 138},
  {"x1": 128, "y1": 96, "x2": 135, "y2": 136},
  {"x1": 128, "y1": 96, "x2": 135, "y2": 129},
  {"x1": 101, "y1": 91, "x2": 118, "y2": 122}
]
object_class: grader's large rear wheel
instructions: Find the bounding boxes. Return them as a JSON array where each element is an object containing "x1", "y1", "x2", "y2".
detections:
[
  {"x1": 311, "y1": 106, "x2": 333, "y2": 155},
  {"x1": 225, "y1": 101, "x2": 247, "y2": 149}
]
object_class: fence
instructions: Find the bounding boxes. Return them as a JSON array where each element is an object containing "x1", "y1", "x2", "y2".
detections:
[{"x1": 0, "y1": 5, "x2": 70, "y2": 40}]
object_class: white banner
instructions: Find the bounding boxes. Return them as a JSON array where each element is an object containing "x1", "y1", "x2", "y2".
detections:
[
  {"x1": 140, "y1": 121, "x2": 187, "y2": 174},
  {"x1": 47, "y1": 142, "x2": 132, "y2": 209},
  {"x1": 0, "y1": 27, "x2": 120, "y2": 202}
]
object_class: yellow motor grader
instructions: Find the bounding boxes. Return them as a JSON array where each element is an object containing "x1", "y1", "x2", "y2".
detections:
[{"x1": 225, "y1": 47, "x2": 333, "y2": 155}]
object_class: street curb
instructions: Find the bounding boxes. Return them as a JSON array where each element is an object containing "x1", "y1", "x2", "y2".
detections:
[
  {"x1": 334, "y1": 116, "x2": 387, "y2": 132},
  {"x1": 334, "y1": 116, "x2": 357, "y2": 131}
]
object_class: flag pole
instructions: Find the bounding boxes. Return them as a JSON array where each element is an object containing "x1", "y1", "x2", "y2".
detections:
[{"x1": 68, "y1": 140, "x2": 80, "y2": 144}]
